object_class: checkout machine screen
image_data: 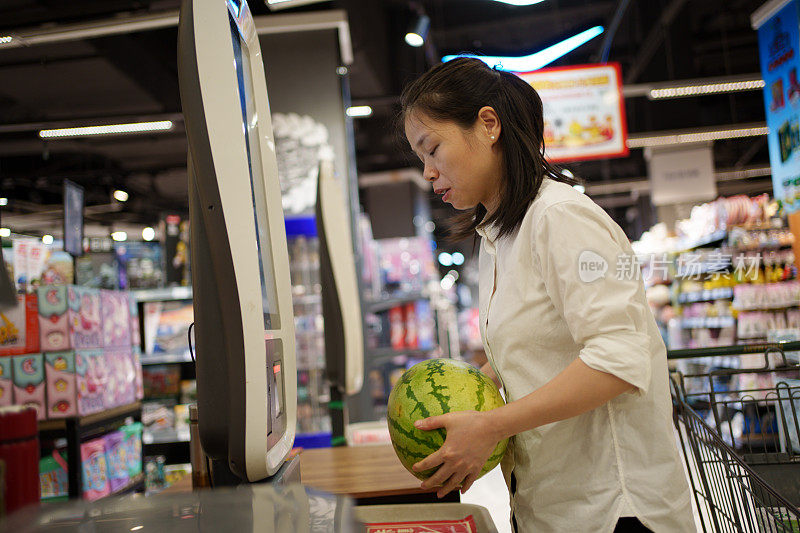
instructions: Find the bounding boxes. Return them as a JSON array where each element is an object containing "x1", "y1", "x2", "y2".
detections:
[{"x1": 229, "y1": 0, "x2": 285, "y2": 433}]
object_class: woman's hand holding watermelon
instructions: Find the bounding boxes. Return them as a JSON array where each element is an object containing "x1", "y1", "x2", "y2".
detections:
[{"x1": 412, "y1": 410, "x2": 500, "y2": 498}]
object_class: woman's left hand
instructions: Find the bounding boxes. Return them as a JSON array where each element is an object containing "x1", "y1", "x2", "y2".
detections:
[{"x1": 412, "y1": 410, "x2": 500, "y2": 498}]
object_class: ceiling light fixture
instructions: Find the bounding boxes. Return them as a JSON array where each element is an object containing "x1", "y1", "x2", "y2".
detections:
[
  {"x1": 42, "y1": 235, "x2": 54, "y2": 245},
  {"x1": 0, "y1": 228, "x2": 10, "y2": 238},
  {"x1": 0, "y1": 198, "x2": 7, "y2": 206},
  {"x1": 113, "y1": 189, "x2": 129, "y2": 202},
  {"x1": 443, "y1": 25, "x2": 604, "y2": 72},
  {"x1": 573, "y1": 184, "x2": 586, "y2": 193},
  {"x1": 648, "y1": 79, "x2": 765, "y2": 99},
  {"x1": 39, "y1": 120, "x2": 174, "y2": 139},
  {"x1": 142, "y1": 227, "x2": 156, "y2": 241},
  {"x1": 492, "y1": 0, "x2": 546, "y2": 5},
  {"x1": 626, "y1": 124, "x2": 768, "y2": 148},
  {"x1": 346, "y1": 106, "x2": 373, "y2": 118},
  {"x1": 405, "y1": 15, "x2": 430, "y2": 48},
  {"x1": 111, "y1": 231, "x2": 128, "y2": 242},
  {"x1": 0, "y1": 36, "x2": 12, "y2": 44},
  {"x1": 265, "y1": 0, "x2": 330, "y2": 10}
]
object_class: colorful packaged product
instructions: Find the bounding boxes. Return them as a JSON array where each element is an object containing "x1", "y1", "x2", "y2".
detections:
[
  {"x1": 0, "y1": 357, "x2": 12, "y2": 407},
  {"x1": 129, "y1": 297, "x2": 141, "y2": 348},
  {"x1": 416, "y1": 300, "x2": 435, "y2": 350},
  {"x1": 142, "y1": 364, "x2": 181, "y2": 398},
  {"x1": 37, "y1": 286, "x2": 102, "y2": 351},
  {"x1": 76, "y1": 350, "x2": 106, "y2": 416},
  {"x1": 45, "y1": 352, "x2": 77, "y2": 418},
  {"x1": 68, "y1": 286, "x2": 103, "y2": 349},
  {"x1": 389, "y1": 306, "x2": 405, "y2": 350},
  {"x1": 132, "y1": 347, "x2": 144, "y2": 400},
  {"x1": 404, "y1": 302, "x2": 418, "y2": 349},
  {"x1": 39, "y1": 451, "x2": 69, "y2": 502},
  {"x1": 103, "y1": 431, "x2": 129, "y2": 492},
  {"x1": 0, "y1": 293, "x2": 40, "y2": 356},
  {"x1": 101, "y1": 290, "x2": 131, "y2": 349},
  {"x1": 12, "y1": 354, "x2": 45, "y2": 420},
  {"x1": 103, "y1": 348, "x2": 136, "y2": 409},
  {"x1": 120, "y1": 422, "x2": 143, "y2": 478},
  {"x1": 81, "y1": 437, "x2": 110, "y2": 501}
]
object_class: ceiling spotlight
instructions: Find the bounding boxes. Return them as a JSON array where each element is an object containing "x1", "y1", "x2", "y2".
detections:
[
  {"x1": 0, "y1": 36, "x2": 12, "y2": 45},
  {"x1": 42, "y1": 234, "x2": 54, "y2": 245},
  {"x1": 444, "y1": 25, "x2": 604, "y2": 71},
  {"x1": 561, "y1": 169, "x2": 574, "y2": 178},
  {"x1": 39, "y1": 120, "x2": 173, "y2": 139},
  {"x1": 142, "y1": 227, "x2": 156, "y2": 241},
  {"x1": 0, "y1": 198, "x2": 7, "y2": 206},
  {"x1": 111, "y1": 231, "x2": 128, "y2": 242},
  {"x1": 346, "y1": 106, "x2": 373, "y2": 118},
  {"x1": 405, "y1": 15, "x2": 430, "y2": 48},
  {"x1": 113, "y1": 189, "x2": 129, "y2": 202},
  {"x1": 438, "y1": 252, "x2": 453, "y2": 266},
  {"x1": 573, "y1": 184, "x2": 586, "y2": 193},
  {"x1": 451, "y1": 252, "x2": 465, "y2": 266},
  {"x1": 0, "y1": 228, "x2": 10, "y2": 238}
]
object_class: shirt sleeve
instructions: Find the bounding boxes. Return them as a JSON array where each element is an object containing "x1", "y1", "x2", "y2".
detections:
[{"x1": 533, "y1": 200, "x2": 653, "y2": 395}]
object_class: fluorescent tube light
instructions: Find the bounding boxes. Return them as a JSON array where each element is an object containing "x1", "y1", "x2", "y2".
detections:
[
  {"x1": 493, "y1": 0, "x2": 546, "y2": 4},
  {"x1": 346, "y1": 106, "x2": 373, "y2": 118},
  {"x1": 443, "y1": 25, "x2": 604, "y2": 72},
  {"x1": 649, "y1": 79, "x2": 765, "y2": 99},
  {"x1": 627, "y1": 124, "x2": 768, "y2": 148},
  {"x1": 39, "y1": 120, "x2": 174, "y2": 139}
]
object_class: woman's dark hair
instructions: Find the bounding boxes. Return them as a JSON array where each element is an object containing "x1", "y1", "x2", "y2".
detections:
[{"x1": 400, "y1": 57, "x2": 579, "y2": 241}]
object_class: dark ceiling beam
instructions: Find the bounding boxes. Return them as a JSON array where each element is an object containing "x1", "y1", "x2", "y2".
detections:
[
  {"x1": 91, "y1": 32, "x2": 180, "y2": 111},
  {"x1": 431, "y1": 1, "x2": 615, "y2": 50},
  {"x1": 624, "y1": 0, "x2": 688, "y2": 83}
]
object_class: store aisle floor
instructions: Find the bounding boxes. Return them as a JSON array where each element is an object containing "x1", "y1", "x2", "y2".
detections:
[{"x1": 461, "y1": 466, "x2": 512, "y2": 533}]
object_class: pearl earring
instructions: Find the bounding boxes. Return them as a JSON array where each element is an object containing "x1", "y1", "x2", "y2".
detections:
[{"x1": 490, "y1": 135, "x2": 495, "y2": 140}]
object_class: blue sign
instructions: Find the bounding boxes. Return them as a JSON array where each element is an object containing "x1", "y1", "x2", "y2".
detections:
[{"x1": 758, "y1": 0, "x2": 800, "y2": 212}]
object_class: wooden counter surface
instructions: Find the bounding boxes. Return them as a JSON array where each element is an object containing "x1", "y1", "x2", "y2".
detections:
[{"x1": 299, "y1": 444, "x2": 437, "y2": 499}]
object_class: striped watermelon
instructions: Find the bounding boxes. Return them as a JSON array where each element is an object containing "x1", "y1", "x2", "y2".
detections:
[{"x1": 387, "y1": 358, "x2": 508, "y2": 481}]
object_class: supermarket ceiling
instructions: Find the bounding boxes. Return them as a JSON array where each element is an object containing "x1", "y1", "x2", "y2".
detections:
[{"x1": 0, "y1": 0, "x2": 775, "y2": 236}]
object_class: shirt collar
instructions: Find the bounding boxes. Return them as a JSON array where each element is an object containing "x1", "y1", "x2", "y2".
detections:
[{"x1": 477, "y1": 223, "x2": 500, "y2": 256}]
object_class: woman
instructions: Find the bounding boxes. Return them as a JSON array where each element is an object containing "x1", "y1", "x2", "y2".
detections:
[{"x1": 401, "y1": 58, "x2": 694, "y2": 532}]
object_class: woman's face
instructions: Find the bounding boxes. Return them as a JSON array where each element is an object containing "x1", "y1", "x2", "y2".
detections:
[{"x1": 404, "y1": 109, "x2": 503, "y2": 212}]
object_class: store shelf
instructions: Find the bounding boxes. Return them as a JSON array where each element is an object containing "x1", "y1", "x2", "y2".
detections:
[
  {"x1": 143, "y1": 427, "x2": 190, "y2": 445},
  {"x1": 38, "y1": 402, "x2": 142, "y2": 433},
  {"x1": 675, "y1": 263, "x2": 732, "y2": 278},
  {"x1": 106, "y1": 473, "x2": 145, "y2": 499},
  {"x1": 140, "y1": 352, "x2": 193, "y2": 365},
  {"x1": 678, "y1": 230, "x2": 727, "y2": 251},
  {"x1": 365, "y1": 293, "x2": 427, "y2": 313},
  {"x1": 368, "y1": 346, "x2": 435, "y2": 361},
  {"x1": 681, "y1": 316, "x2": 735, "y2": 329},
  {"x1": 733, "y1": 302, "x2": 800, "y2": 312},
  {"x1": 677, "y1": 288, "x2": 734, "y2": 304},
  {"x1": 131, "y1": 286, "x2": 193, "y2": 302}
]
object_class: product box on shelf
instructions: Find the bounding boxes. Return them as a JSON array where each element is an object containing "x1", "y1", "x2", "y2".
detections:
[
  {"x1": 0, "y1": 357, "x2": 12, "y2": 407},
  {"x1": 39, "y1": 451, "x2": 69, "y2": 502},
  {"x1": 129, "y1": 296, "x2": 140, "y2": 348},
  {"x1": 45, "y1": 352, "x2": 77, "y2": 418},
  {"x1": 104, "y1": 431, "x2": 129, "y2": 492},
  {"x1": 81, "y1": 437, "x2": 110, "y2": 501},
  {"x1": 120, "y1": 422, "x2": 143, "y2": 478},
  {"x1": 76, "y1": 350, "x2": 106, "y2": 416},
  {"x1": 104, "y1": 347, "x2": 136, "y2": 409},
  {"x1": 37, "y1": 286, "x2": 103, "y2": 352},
  {"x1": 101, "y1": 290, "x2": 131, "y2": 349},
  {"x1": 0, "y1": 293, "x2": 40, "y2": 356},
  {"x1": 132, "y1": 347, "x2": 144, "y2": 401},
  {"x1": 12, "y1": 354, "x2": 45, "y2": 420}
]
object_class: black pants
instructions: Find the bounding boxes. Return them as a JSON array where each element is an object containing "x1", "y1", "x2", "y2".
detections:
[{"x1": 614, "y1": 517, "x2": 652, "y2": 532}]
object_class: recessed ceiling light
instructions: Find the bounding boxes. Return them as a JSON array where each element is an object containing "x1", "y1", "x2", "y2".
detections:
[{"x1": 113, "y1": 189, "x2": 129, "y2": 202}]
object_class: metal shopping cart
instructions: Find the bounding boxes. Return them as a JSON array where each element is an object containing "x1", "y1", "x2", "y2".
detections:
[{"x1": 669, "y1": 342, "x2": 800, "y2": 532}]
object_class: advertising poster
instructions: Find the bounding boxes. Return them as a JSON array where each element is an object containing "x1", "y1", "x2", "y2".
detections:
[
  {"x1": 757, "y1": 0, "x2": 800, "y2": 212},
  {"x1": 517, "y1": 63, "x2": 629, "y2": 163}
]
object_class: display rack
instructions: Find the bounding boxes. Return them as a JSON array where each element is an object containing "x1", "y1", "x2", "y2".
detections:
[{"x1": 38, "y1": 402, "x2": 142, "y2": 499}]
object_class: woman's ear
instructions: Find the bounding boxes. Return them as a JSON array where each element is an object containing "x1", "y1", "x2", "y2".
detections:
[{"x1": 477, "y1": 106, "x2": 501, "y2": 143}]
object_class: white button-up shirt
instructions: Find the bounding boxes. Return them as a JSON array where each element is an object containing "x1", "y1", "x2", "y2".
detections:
[{"x1": 477, "y1": 179, "x2": 694, "y2": 532}]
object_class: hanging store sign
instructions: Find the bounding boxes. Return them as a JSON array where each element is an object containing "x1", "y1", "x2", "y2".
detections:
[
  {"x1": 517, "y1": 63, "x2": 629, "y2": 163},
  {"x1": 754, "y1": 0, "x2": 800, "y2": 212},
  {"x1": 647, "y1": 144, "x2": 717, "y2": 206}
]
